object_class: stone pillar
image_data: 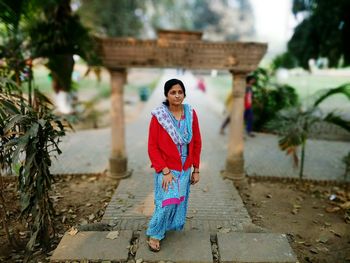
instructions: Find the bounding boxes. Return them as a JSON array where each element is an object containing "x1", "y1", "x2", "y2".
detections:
[
  {"x1": 109, "y1": 68, "x2": 129, "y2": 178},
  {"x1": 223, "y1": 71, "x2": 247, "y2": 181}
]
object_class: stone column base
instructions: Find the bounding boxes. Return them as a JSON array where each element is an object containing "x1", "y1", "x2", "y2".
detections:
[
  {"x1": 222, "y1": 157, "x2": 245, "y2": 181},
  {"x1": 109, "y1": 156, "x2": 130, "y2": 179}
]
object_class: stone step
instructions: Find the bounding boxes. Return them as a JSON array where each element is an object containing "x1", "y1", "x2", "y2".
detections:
[
  {"x1": 50, "y1": 230, "x2": 132, "y2": 262},
  {"x1": 50, "y1": 230, "x2": 297, "y2": 263},
  {"x1": 136, "y1": 230, "x2": 213, "y2": 263},
  {"x1": 218, "y1": 232, "x2": 297, "y2": 263}
]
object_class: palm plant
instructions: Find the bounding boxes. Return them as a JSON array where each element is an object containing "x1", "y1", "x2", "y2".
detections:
[
  {"x1": 1, "y1": 82, "x2": 69, "y2": 251},
  {"x1": 0, "y1": 0, "x2": 76, "y2": 253},
  {"x1": 268, "y1": 83, "x2": 350, "y2": 179},
  {"x1": 0, "y1": 74, "x2": 23, "y2": 249},
  {"x1": 1, "y1": 2, "x2": 73, "y2": 248}
]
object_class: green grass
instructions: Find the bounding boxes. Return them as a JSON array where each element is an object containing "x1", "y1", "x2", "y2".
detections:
[
  {"x1": 204, "y1": 73, "x2": 350, "y2": 110},
  {"x1": 30, "y1": 67, "x2": 350, "y2": 111},
  {"x1": 31, "y1": 66, "x2": 160, "y2": 100},
  {"x1": 204, "y1": 75, "x2": 231, "y2": 102},
  {"x1": 33, "y1": 67, "x2": 111, "y2": 95},
  {"x1": 279, "y1": 74, "x2": 350, "y2": 99},
  {"x1": 32, "y1": 67, "x2": 52, "y2": 93}
]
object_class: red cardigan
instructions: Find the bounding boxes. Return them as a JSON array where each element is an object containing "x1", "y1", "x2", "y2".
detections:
[{"x1": 148, "y1": 109, "x2": 202, "y2": 173}]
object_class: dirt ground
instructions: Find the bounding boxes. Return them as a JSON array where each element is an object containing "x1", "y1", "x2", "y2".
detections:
[
  {"x1": 1, "y1": 174, "x2": 350, "y2": 263},
  {"x1": 0, "y1": 174, "x2": 119, "y2": 262},
  {"x1": 238, "y1": 177, "x2": 350, "y2": 263}
]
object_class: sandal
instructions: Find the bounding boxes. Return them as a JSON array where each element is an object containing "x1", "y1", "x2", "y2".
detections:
[{"x1": 147, "y1": 237, "x2": 161, "y2": 252}]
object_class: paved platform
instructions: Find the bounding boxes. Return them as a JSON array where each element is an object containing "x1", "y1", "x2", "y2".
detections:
[{"x1": 51, "y1": 230, "x2": 298, "y2": 263}]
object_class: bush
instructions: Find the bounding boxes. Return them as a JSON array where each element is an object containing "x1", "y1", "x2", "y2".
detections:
[
  {"x1": 271, "y1": 52, "x2": 299, "y2": 71},
  {"x1": 251, "y1": 68, "x2": 299, "y2": 132}
]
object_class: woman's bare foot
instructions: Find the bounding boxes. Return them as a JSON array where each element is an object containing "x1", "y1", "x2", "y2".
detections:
[{"x1": 148, "y1": 237, "x2": 160, "y2": 252}]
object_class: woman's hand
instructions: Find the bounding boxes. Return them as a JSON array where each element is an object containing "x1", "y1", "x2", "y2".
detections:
[
  {"x1": 191, "y1": 171, "x2": 200, "y2": 185},
  {"x1": 162, "y1": 173, "x2": 174, "y2": 191}
]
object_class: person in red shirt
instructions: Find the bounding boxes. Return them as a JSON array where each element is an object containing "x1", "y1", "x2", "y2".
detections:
[
  {"x1": 197, "y1": 77, "x2": 206, "y2": 93},
  {"x1": 244, "y1": 75, "x2": 256, "y2": 137},
  {"x1": 146, "y1": 78, "x2": 202, "y2": 252},
  {"x1": 220, "y1": 75, "x2": 256, "y2": 137}
]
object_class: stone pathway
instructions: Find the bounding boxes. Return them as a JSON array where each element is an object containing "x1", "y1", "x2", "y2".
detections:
[{"x1": 101, "y1": 72, "x2": 252, "y2": 232}]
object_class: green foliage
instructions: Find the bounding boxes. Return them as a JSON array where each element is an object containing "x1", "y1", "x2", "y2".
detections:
[
  {"x1": 0, "y1": 0, "x2": 28, "y2": 33},
  {"x1": 148, "y1": 0, "x2": 193, "y2": 30},
  {"x1": 268, "y1": 107, "x2": 318, "y2": 178},
  {"x1": 312, "y1": 83, "x2": 350, "y2": 108},
  {"x1": 1, "y1": 1, "x2": 80, "y2": 251},
  {"x1": 191, "y1": 0, "x2": 220, "y2": 31},
  {"x1": 1, "y1": 0, "x2": 98, "y2": 93},
  {"x1": 0, "y1": 87, "x2": 65, "y2": 250},
  {"x1": 28, "y1": 0, "x2": 98, "y2": 91},
  {"x1": 77, "y1": 0, "x2": 254, "y2": 40},
  {"x1": 0, "y1": 22, "x2": 27, "y2": 86},
  {"x1": 28, "y1": 2, "x2": 94, "y2": 59},
  {"x1": 251, "y1": 68, "x2": 299, "y2": 132},
  {"x1": 288, "y1": 0, "x2": 350, "y2": 68},
  {"x1": 271, "y1": 52, "x2": 299, "y2": 70},
  {"x1": 0, "y1": 74, "x2": 20, "y2": 173},
  {"x1": 268, "y1": 83, "x2": 350, "y2": 179},
  {"x1": 78, "y1": 0, "x2": 144, "y2": 37},
  {"x1": 46, "y1": 55, "x2": 75, "y2": 93},
  {"x1": 0, "y1": 78, "x2": 68, "y2": 251},
  {"x1": 323, "y1": 112, "x2": 350, "y2": 133}
]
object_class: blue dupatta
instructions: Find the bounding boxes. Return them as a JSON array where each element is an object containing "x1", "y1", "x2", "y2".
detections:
[{"x1": 151, "y1": 104, "x2": 193, "y2": 145}]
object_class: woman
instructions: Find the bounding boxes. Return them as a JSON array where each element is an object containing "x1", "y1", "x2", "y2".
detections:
[{"x1": 146, "y1": 78, "x2": 202, "y2": 252}]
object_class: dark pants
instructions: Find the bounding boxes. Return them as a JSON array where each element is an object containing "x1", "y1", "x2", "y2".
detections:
[
  {"x1": 220, "y1": 115, "x2": 231, "y2": 132},
  {"x1": 244, "y1": 108, "x2": 253, "y2": 133}
]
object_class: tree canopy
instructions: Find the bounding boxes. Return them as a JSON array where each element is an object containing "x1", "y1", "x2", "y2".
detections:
[
  {"x1": 288, "y1": 0, "x2": 350, "y2": 68},
  {"x1": 77, "y1": 0, "x2": 144, "y2": 37},
  {"x1": 0, "y1": 0, "x2": 96, "y2": 93},
  {"x1": 77, "y1": 0, "x2": 255, "y2": 40}
]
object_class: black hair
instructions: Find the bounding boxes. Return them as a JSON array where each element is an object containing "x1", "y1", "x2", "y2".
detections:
[
  {"x1": 163, "y1": 78, "x2": 186, "y2": 106},
  {"x1": 246, "y1": 75, "x2": 256, "y2": 83}
]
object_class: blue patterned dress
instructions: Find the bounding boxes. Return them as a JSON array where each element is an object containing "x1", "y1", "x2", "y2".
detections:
[{"x1": 146, "y1": 106, "x2": 192, "y2": 240}]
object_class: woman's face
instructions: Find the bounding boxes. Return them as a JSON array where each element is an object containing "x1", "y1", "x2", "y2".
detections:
[{"x1": 166, "y1": 84, "x2": 185, "y2": 106}]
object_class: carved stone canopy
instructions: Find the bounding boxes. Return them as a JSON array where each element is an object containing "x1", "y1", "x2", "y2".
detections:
[{"x1": 95, "y1": 30, "x2": 267, "y2": 72}]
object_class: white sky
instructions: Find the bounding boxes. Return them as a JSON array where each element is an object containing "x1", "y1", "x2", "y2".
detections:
[{"x1": 249, "y1": 0, "x2": 298, "y2": 56}]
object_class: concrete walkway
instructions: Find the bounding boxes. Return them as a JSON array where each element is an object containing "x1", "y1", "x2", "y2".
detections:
[
  {"x1": 244, "y1": 133, "x2": 349, "y2": 182},
  {"x1": 101, "y1": 72, "x2": 252, "y2": 232}
]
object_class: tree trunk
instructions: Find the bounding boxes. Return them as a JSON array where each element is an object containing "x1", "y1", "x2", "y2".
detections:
[
  {"x1": 299, "y1": 141, "x2": 306, "y2": 179},
  {"x1": 48, "y1": 55, "x2": 75, "y2": 114}
]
